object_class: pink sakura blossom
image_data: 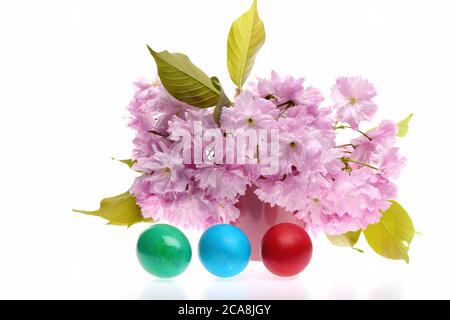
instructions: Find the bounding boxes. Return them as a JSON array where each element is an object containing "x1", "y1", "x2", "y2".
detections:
[
  {"x1": 324, "y1": 168, "x2": 397, "y2": 233},
  {"x1": 380, "y1": 148, "x2": 406, "y2": 179},
  {"x1": 278, "y1": 129, "x2": 307, "y2": 174},
  {"x1": 276, "y1": 115, "x2": 340, "y2": 175},
  {"x1": 221, "y1": 91, "x2": 279, "y2": 130},
  {"x1": 136, "y1": 192, "x2": 211, "y2": 229},
  {"x1": 128, "y1": 79, "x2": 160, "y2": 133},
  {"x1": 253, "y1": 71, "x2": 324, "y2": 108},
  {"x1": 127, "y1": 74, "x2": 405, "y2": 233},
  {"x1": 136, "y1": 190, "x2": 240, "y2": 229},
  {"x1": 128, "y1": 79, "x2": 192, "y2": 135},
  {"x1": 254, "y1": 175, "x2": 298, "y2": 209},
  {"x1": 194, "y1": 165, "x2": 249, "y2": 201},
  {"x1": 349, "y1": 120, "x2": 406, "y2": 179},
  {"x1": 332, "y1": 76, "x2": 378, "y2": 129},
  {"x1": 351, "y1": 120, "x2": 398, "y2": 163},
  {"x1": 133, "y1": 144, "x2": 190, "y2": 194},
  {"x1": 131, "y1": 132, "x2": 170, "y2": 159},
  {"x1": 255, "y1": 168, "x2": 396, "y2": 235},
  {"x1": 168, "y1": 108, "x2": 217, "y2": 138}
]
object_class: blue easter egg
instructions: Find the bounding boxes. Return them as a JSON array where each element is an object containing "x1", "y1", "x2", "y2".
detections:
[{"x1": 198, "y1": 224, "x2": 251, "y2": 278}]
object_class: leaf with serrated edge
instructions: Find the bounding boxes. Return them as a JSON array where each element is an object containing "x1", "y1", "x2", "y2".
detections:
[
  {"x1": 73, "y1": 192, "x2": 152, "y2": 227},
  {"x1": 227, "y1": 0, "x2": 265, "y2": 89},
  {"x1": 363, "y1": 201, "x2": 415, "y2": 263},
  {"x1": 397, "y1": 113, "x2": 413, "y2": 137},
  {"x1": 327, "y1": 230, "x2": 361, "y2": 248},
  {"x1": 148, "y1": 47, "x2": 219, "y2": 108}
]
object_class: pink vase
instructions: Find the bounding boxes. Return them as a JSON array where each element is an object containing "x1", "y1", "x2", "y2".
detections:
[{"x1": 233, "y1": 186, "x2": 303, "y2": 261}]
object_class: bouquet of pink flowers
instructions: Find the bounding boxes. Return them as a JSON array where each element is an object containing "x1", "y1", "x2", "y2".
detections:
[{"x1": 76, "y1": 0, "x2": 415, "y2": 262}]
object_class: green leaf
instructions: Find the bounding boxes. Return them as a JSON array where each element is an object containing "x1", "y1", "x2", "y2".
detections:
[
  {"x1": 365, "y1": 113, "x2": 414, "y2": 136},
  {"x1": 327, "y1": 230, "x2": 362, "y2": 248},
  {"x1": 210, "y1": 76, "x2": 221, "y2": 92},
  {"x1": 363, "y1": 201, "x2": 415, "y2": 263},
  {"x1": 112, "y1": 158, "x2": 136, "y2": 168},
  {"x1": 73, "y1": 192, "x2": 152, "y2": 227},
  {"x1": 147, "y1": 46, "x2": 219, "y2": 108},
  {"x1": 211, "y1": 76, "x2": 232, "y2": 125},
  {"x1": 227, "y1": 0, "x2": 265, "y2": 89},
  {"x1": 397, "y1": 113, "x2": 414, "y2": 137}
]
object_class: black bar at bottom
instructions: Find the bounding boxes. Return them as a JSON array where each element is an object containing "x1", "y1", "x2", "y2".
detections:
[{"x1": 0, "y1": 300, "x2": 447, "y2": 318}]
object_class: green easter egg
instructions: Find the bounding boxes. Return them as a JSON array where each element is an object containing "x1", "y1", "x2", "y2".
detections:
[{"x1": 136, "y1": 224, "x2": 192, "y2": 278}]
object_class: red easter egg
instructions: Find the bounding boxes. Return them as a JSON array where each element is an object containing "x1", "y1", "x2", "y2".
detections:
[{"x1": 261, "y1": 223, "x2": 313, "y2": 277}]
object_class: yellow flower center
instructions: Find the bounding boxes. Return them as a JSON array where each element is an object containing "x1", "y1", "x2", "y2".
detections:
[
  {"x1": 349, "y1": 97, "x2": 358, "y2": 105},
  {"x1": 162, "y1": 167, "x2": 172, "y2": 177},
  {"x1": 289, "y1": 141, "x2": 297, "y2": 150}
]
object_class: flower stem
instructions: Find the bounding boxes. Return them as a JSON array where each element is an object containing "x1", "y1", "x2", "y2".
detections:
[
  {"x1": 334, "y1": 125, "x2": 372, "y2": 141},
  {"x1": 277, "y1": 100, "x2": 295, "y2": 109},
  {"x1": 347, "y1": 159, "x2": 378, "y2": 170},
  {"x1": 276, "y1": 101, "x2": 296, "y2": 119},
  {"x1": 148, "y1": 130, "x2": 168, "y2": 138},
  {"x1": 335, "y1": 143, "x2": 356, "y2": 149},
  {"x1": 341, "y1": 157, "x2": 378, "y2": 170}
]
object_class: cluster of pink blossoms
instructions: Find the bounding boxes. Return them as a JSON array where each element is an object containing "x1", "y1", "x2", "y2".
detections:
[{"x1": 128, "y1": 72, "x2": 405, "y2": 234}]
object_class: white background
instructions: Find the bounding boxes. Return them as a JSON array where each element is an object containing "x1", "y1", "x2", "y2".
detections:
[{"x1": 0, "y1": 0, "x2": 449, "y2": 299}]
